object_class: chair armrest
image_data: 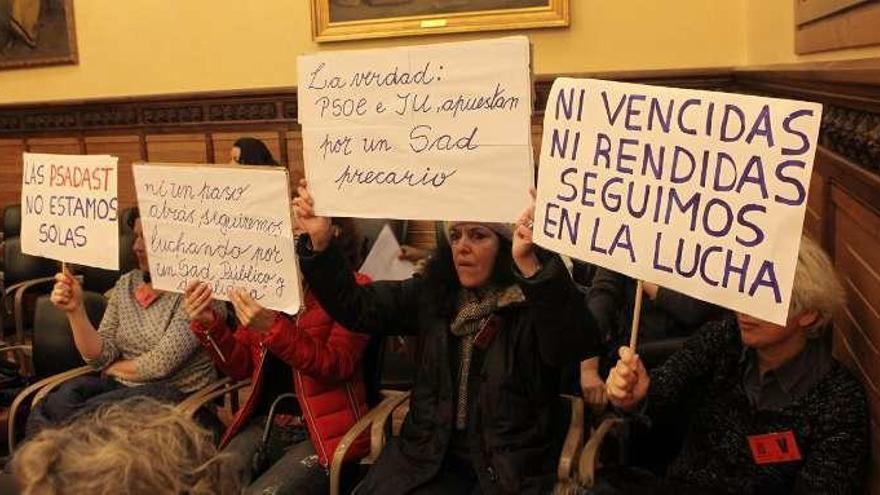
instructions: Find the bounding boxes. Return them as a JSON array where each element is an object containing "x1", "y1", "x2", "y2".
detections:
[
  {"x1": 368, "y1": 390, "x2": 409, "y2": 462},
  {"x1": 558, "y1": 394, "x2": 586, "y2": 482},
  {"x1": 577, "y1": 416, "x2": 625, "y2": 488},
  {"x1": 329, "y1": 390, "x2": 410, "y2": 495},
  {"x1": 6, "y1": 276, "x2": 80, "y2": 344},
  {"x1": 0, "y1": 344, "x2": 32, "y2": 354},
  {"x1": 31, "y1": 366, "x2": 101, "y2": 408},
  {"x1": 176, "y1": 378, "x2": 252, "y2": 418},
  {"x1": 4, "y1": 274, "x2": 83, "y2": 298},
  {"x1": 7, "y1": 365, "x2": 97, "y2": 451},
  {"x1": 177, "y1": 376, "x2": 232, "y2": 407}
]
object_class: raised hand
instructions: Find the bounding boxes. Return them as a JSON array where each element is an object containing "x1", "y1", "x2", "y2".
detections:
[
  {"x1": 512, "y1": 187, "x2": 540, "y2": 277},
  {"x1": 291, "y1": 179, "x2": 333, "y2": 252},
  {"x1": 50, "y1": 267, "x2": 83, "y2": 314},
  {"x1": 228, "y1": 289, "x2": 277, "y2": 333},
  {"x1": 184, "y1": 281, "x2": 216, "y2": 326},
  {"x1": 606, "y1": 346, "x2": 650, "y2": 411}
]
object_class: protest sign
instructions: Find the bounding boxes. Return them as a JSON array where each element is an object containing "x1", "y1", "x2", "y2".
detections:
[
  {"x1": 297, "y1": 36, "x2": 533, "y2": 222},
  {"x1": 21, "y1": 153, "x2": 119, "y2": 270},
  {"x1": 133, "y1": 164, "x2": 301, "y2": 314},
  {"x1": 534, "y1": 78, "x2": 822, "y2": 325}
]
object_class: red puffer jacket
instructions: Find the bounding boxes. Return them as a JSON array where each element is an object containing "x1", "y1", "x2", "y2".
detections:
[{"x1": 190, "y1": 275, "x2": 371, "y2": 466}]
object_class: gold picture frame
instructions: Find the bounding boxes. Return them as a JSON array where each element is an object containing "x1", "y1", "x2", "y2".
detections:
[
  {"x1": 0, "y1": 0, "x2": 78, "y2": 70},
  {"x1": 310, "y1": 0, "x2": 569, "y2": 43}
]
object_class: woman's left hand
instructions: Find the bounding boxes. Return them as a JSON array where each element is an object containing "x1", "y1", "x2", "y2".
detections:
[
  {"x1": 512, "y1": 187, "x2": 540, "y2": 277},
  {"x1": 228, "y1": 289, "x2": 277, "y2": 333}
]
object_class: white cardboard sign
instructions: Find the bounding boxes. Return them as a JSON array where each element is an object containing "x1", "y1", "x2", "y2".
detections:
[
  {"x1": 133, "y1": 164, "x2": 301, "y2": 314},
  {"x1": 534, "y1": 78, "x2": 823, "y2": 325},
  {"x1": 297, "y1": 36, "x2": 534, "y2": 222},
  {"x1": 21, "y1": 153, "x2": 119, "y2": 270},
  {"x1": 359, "y1": 223, "x2": 415, "y2": 281}
]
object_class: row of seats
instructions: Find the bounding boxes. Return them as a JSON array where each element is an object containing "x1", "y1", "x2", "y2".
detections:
[{"x1": 0, "y1": 204, "x2": 137, "y2": 346}]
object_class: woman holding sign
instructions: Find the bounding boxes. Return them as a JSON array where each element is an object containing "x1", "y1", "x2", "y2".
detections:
[
  {"x1": 604, "y1": 236, "x2": 869, "y2": 493},
  {"x1": 184, "y1": 217, "x2": 372, "y2": 495},
  {"x1": 292, "y1": 180, "x2": 598, "y2": 494},
  {"x1": 31, "y1": 210, "x2": 220, "y2": 434}
]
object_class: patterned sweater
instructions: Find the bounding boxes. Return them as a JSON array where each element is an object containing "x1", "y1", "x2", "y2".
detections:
[
  {"x1": 646, "y1": 317, "x2": 869, "y2": 494},
  {"x1": 87, "y1": 270, "x2": 217, "y2": 393}
]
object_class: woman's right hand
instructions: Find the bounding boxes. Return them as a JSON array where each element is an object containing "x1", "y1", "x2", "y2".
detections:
[
  {"x1": 50, "y1": 268, "x2": 83, "y2": 314},
  {"x1": 606, "y1": 346, "x2": 650, "y2": 411},
  {"x1": 184, "y1": 281, "x2": 216, "y2": 326},
  {"x1": 291, "y1": 179, "x2": 333, "y2": 252}
]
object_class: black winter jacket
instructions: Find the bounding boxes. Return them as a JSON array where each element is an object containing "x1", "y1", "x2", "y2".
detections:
[{"x1": 298, "y1": 241, "x2": 599, "y2": 494}]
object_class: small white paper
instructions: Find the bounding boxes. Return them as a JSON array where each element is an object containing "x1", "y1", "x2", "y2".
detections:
[{"x1": 359, "y1": 224, "x2": 415, "y2": 281}]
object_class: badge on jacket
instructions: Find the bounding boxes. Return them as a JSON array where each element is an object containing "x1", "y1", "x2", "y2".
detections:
[
  {"x1": 748, "y1": 430, "x2": 802, "y2": 464},
  {"x1": 474, "y1": 316, "x2": 503, "y2": 350}
]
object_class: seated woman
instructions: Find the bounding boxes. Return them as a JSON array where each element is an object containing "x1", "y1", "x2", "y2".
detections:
[
  {"x1": 604, "y1": 235, "x2": 869, "y2": 494},
  {"x1": 28, "y1": 210, "x2": 218, "y2": 434},
  {"x1": 292, "y1": 182, "x2": 598, "y2": 494},
  {"x1": 13, "y1": 397, "x2": 237, "y2": 495},
  {"x1": 184, "y1": 217, "x2": 371, "y2": 495}
]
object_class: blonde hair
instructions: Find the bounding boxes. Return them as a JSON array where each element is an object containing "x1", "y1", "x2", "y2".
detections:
[
  {"x1": 12, "y1": 397, "x2": 237, "y2": 495},
  {"x1": 789, "y1": 235, "x2": 846, "y2": 335}
]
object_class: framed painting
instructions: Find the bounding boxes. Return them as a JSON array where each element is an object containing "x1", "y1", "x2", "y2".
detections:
[
  {"x1": 0, "y1": 0, "x2": 78, "y2": 70},
  {"x1": 311, "y1": 0, "x2": 569, "y2": 43}
]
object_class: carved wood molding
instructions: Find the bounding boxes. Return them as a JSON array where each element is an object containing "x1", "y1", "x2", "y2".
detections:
[
  {"x1": 0, "y1": 70, "x2": 731, "y2": 136},
  {"x1": 0, "y1": 67, "x2": 876, "y2": 178},
  {"x1": 736, "y1": 71, "x2": 880, "y2": 176},
  {"x1": 0, "y1": 89, "x2": 301, "y2": 135}
]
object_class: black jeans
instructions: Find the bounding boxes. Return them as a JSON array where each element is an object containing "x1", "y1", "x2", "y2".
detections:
[{"x1": 25, "y1": 375, "x2": 186, "y2": 437}]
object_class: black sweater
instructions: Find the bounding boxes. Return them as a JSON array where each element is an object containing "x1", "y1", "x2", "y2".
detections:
[{"x1": 646, "y1": 317, "x2": 869, "y2": 494}]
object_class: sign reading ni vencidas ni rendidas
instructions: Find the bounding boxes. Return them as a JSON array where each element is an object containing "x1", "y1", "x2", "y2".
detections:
[{"x1": 534, "y1": 78, "x2": 822, "y2": 325}]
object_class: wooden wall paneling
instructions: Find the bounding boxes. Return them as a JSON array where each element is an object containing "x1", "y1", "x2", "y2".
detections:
[
  {"x1": 26, "y1": 137, "x2": 81, "y2": 155},
  {"x1": 796, "y1": 1, "x2": 880, "y2": 54},
  {"x1": 833, "y1": 186, "x2": 880, "y2": 342},
  {"x1": 145, "y1": 134, "x2": 208, "y2": 164},
  {"x1": 830, "y1": 184, "x2": 880, "y2": 494},
  {"x1": 804, "y1": 171, "x2": 827, "y2": 243},
  {"x1": 873, "y1": 422, "x2": 880, "y2": 495},
  {"x1": 277, "y1": 129, "x2": 289, "y2": 167},
  {"x1": 796, "y1": 0, "x2": 872, "y2": 25},
  {"x1": 0, "y1": 139, "x2": 25, "y2": 213},
  {"x1": 531, "y1": 121, "x2": 543, "y2": 168},
  {"x1": 406, "y1": 220, "x2": 438, "y2": 250},
  {"x1": 212, "y1": 131, "x2": 283, "y2": 166},
  {"x1": 84, "y1": 135, "x2": 142, "y2": 209},
  {"x1": 205, "y1": 132, "x2": 215, "y2": 164},
  {"x1": 285, "y1": 130, "x2": 305, "y2": 196}
]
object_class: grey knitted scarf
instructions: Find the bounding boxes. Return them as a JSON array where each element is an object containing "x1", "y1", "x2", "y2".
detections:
[{"x1": 449, "y1": 284, "x2": 524, "y2": 430}]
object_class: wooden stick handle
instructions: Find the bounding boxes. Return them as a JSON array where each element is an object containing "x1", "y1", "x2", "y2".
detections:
[{"x1": 629, "y1": 280, "x2": 644, "y2": 351}]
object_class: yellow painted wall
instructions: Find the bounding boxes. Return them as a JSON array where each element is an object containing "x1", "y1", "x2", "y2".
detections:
[
  {"x1": 0, "y1": 0, "x2": 746, "y2": 104},
  {"x1": 746, "y1": 0, "x2": 880, "y2": 65}
]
